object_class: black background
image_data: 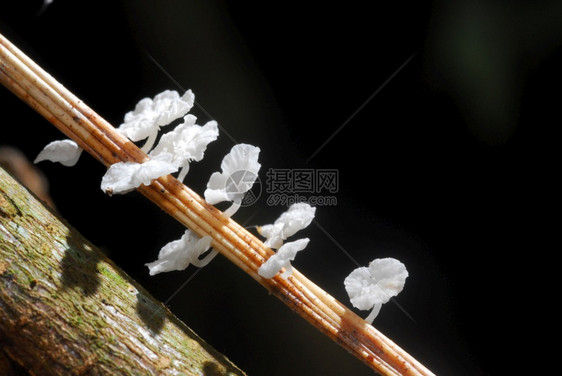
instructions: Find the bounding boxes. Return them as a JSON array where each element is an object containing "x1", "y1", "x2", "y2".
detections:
[{"x1": 1, "y1": 1, "x2": 558, "y2": 375}]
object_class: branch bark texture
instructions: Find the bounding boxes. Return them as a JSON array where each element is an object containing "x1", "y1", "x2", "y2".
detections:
[{"x1": 0, "y1": 167, "x2": 245, "y2": 376}]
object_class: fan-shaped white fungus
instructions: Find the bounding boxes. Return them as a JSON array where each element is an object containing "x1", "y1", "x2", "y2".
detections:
[
  {"x1": 150, "y1": 114, "x2": 219, "y2": 182},
  {"x1": 204, "y1": 143, "x2": 261, "y2": 217},
  {"x1": 118, "y1": 90, "x2": 195, "y2": 152},
  {"x1": 100, "y1": 153, "x2": 177, "y2": 195},
  {"x1": 344, "y1": 257, "x2": 408, "y2": 323},
  {"x1": 145, "y1": 230, "x2": 214, "y2": 276},
  {"x1": 34, "y1": 139, "x2": 83, "y2": 167},
  {"x1": 257, "y1": 203, "x2": 316, "y2": 249},
  {"x1": 258, "y1": 238, "x2": 310, "y2": 279}
]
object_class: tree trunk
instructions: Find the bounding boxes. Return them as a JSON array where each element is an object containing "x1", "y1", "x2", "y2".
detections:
[{"x1": 0, "y1": 166, "x2": 245, "y2": 375}]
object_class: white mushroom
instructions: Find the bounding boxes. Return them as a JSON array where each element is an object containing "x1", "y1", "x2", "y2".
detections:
[
  {"x1": 145, "y1": 229, "x2": 214, "y2": 276},
  {"x1": 344, "y1": 257, "x2": 408, "y2": 323},
  {"x1": 257, "y1": 203, "x2": 316, "y2": 249},
  {"x1": 149, "y1": 114, "x2": 219, "y2": 182},
  {"x1": 100, "y1": 153, "x2": 177, "y2": 195},
  {"x1": 204, "y1": 143, "x2": 261, "y2": 217},
  {"x1": 258, "y1": 238, "x2": 310, "y2": 279},
  {"x1": 118, "y1": 90, "x2": 195, "y2": 152},
  {"x1": 34, "y1": 139, "x2": 83, "y2": 167}
]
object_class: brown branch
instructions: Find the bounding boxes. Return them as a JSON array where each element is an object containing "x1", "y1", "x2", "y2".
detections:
[{"x1": 0, "y1": 31, "x2": 435, "y2": 376}]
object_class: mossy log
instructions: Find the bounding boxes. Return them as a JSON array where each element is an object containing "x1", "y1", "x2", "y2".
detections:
[{"x1": 0, "y1": 166, "x2": 245, "y2": 376}]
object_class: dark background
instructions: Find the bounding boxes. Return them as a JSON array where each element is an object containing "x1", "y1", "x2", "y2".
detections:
[{"x1": 1, "y1": 1, "x2": 558, "y2": 375}]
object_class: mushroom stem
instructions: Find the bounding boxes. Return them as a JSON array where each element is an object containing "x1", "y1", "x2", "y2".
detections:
[
  {"x1": 177, "y1": 160, "x2": 190, "y2": 182},
  {"x1": 141, "y1": 131, "x2": 158, "y2": 153},
  {"x1": 192, "y1": 249, "x2": 220, "y2": 268},
  {"x1": 366, "y1": 303, "x2": 383, "y2": 324},
  {"x1": 223, "y1": 199, "x2": 241, "y2": 218},
  {"x1": 280, "y1": 264, "x2": 294, "y2": 279}
]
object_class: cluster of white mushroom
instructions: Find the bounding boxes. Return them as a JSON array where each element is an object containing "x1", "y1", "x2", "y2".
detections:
[{"x1": 34, "y1": 89, "x2": 409, "y2": 323}]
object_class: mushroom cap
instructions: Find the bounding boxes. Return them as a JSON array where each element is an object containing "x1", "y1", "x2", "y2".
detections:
[
  {"x1": 118, "y1": 89, "x2": 195, "y2": 142},
  {"x1": 259, "y1": 203, "x2": 316, "y2": 249},
  {"x1": 205, "y1": 144, "x2": 261, "y2": 205},
  {"x1": 258, "y1": 238, "x2": 310, "y2": 279},
  {"x1": 145, "y1": 230, "x2": 212, "y2": 275},
  {"x1": 344, "y1": 257, "x2": 408, "y2": 311},
  {"x1": 100, "y1": 153, "x2": 177, "y2": 195},
  {"x1": 150, "y1": 115, "x2": 219, "y2": 165},
  {"x1": 34, "y1": 139, "x2": 82, "y2": 167}
]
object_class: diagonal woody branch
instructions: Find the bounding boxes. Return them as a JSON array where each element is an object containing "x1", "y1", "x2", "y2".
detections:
[
  {"x1": 0, "y1": 32, "x2": 435, "y2": 376},
  {"x1": 1, "y1": 166, "x2": 246, "y2": 375}
]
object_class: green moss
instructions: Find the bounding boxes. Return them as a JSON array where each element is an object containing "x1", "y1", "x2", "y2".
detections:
[
  {"x1": 97, "y1": 263, "x2": 129, "y2": 291},
  {"x1": 69, "y1": 314, "x2": 85, "y2": 328}
]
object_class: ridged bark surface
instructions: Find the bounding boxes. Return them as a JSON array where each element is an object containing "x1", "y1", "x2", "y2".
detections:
[{"x1": 0, "y1": 167, "x2": 245, "y2": 376}]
